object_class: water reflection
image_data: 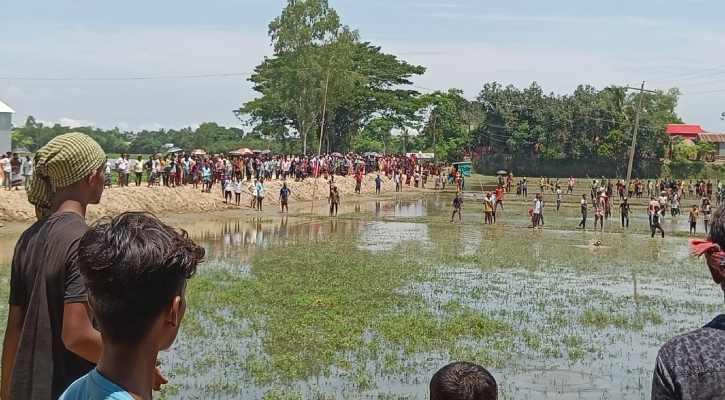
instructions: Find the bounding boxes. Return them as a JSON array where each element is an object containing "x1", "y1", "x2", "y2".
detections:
[{"x1": 186, "y1": 217, "x2": 366, "y2": 260}]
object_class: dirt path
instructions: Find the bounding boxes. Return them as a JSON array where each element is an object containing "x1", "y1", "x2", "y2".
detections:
[{"x1": 0, "y1": 173, "x2": 423, "y2": 233}]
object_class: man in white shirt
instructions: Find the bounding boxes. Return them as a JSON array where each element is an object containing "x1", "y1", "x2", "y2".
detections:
[
  {"x1": 22, "y1": 156, "x2": 33, "y2": 189},
  {"x1": 2, "y1": 154, "x2": 11, "y2": 190},
  {"x1": 658, "y1": 191, "x2": 669, "y2": 217},
  {"x1": 556, "y1": 186, "x2": 562, "y2": 211},
  {"x1": 532, "y1": 194, "x2": 542, "y2": 228},
  {"x1": 115, "y1": 154, "x2": 128, "y2": 187}
]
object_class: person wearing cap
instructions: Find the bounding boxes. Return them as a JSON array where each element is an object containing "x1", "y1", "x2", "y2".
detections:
[
  {"x1": 619, "y1": 198, "x2": 632, "y2": 228},
  {"x1": 1, "y1": 133, "x2": 166, "y2": 399},
  {"x1": 653, "y1": 206, "x2": 725, "y2": 398}
]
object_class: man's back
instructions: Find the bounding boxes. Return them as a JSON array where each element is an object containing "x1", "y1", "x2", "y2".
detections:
[
  {"x1": 9, "y1": 212, "x2": 95, "y2": 399},
  {"x1": 652, "y1": 315, "x2": 725, "y2": 400}
]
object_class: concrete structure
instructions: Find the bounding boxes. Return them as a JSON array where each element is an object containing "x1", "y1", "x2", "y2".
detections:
[{"x1": 0, "y1": 100, "x2": 15, "y2": 154}]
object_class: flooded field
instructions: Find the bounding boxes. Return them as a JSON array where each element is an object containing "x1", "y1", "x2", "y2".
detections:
[{"x1": 0, "y1": 193, "x2": 721, "y2": 399}]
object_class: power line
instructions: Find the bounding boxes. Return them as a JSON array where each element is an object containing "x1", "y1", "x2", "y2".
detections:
[
  {"x1": 646, "y1": 64, "x2": 725, "y2": 84},
  {"x1": 681, "y1": 88, "x2": 725, "y2": 96},
  {"x1": 0, "y1": 72, "x2": 255, "y2": 81},
  {"x1": 646, "y1": 69, "x2": 725, "y2": 85}
]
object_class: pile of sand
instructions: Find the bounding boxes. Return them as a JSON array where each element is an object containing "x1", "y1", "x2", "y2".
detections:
[{"x1": 0, "y1": 173, "x2": 403, "y2": 224}]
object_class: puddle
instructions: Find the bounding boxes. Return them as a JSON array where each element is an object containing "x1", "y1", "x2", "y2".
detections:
[{"x1": 0, "y1": 195, "x2": 715, "y2": 399}]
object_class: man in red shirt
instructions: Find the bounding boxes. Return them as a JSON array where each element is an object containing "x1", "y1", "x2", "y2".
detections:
[
  {"x1": 494, "y1": 185, "x2": 504, "y2": 211},
  {"x1": 354, "y1": 172, "x2": 362, "y2": 194}
]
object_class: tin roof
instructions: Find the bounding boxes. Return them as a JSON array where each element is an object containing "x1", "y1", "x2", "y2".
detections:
[
  {"x1": 667, "y1": 124, "x2": 707, "y2": 135},
  {"x1": 0, "y1": 100, "x2": 15, "y2": 114},
  {"x1": 698, "y1": 133, "x2": 725, "y2": 143}
]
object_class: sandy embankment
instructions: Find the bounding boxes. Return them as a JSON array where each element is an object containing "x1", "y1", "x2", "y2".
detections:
[{"x1": 0, "y1": 173, "x2": 401, "y2": 226}]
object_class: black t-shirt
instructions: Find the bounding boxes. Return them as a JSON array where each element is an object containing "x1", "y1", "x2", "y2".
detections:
[
  {"x1": 453, "y1": 197, "x2": 463, "y2": 208},
  {"x1": 8, "y1": 212, "x2": 95, "y2": 400}
]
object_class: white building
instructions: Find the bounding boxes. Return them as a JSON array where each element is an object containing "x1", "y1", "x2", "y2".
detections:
[{"x1": 0, "y1": 100, "x2": 15, "y2": 154}]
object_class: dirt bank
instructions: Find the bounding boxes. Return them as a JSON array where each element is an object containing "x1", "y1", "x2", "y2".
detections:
[{"x1": 0, "y1": 173, "x2": 402, "y2": 226}]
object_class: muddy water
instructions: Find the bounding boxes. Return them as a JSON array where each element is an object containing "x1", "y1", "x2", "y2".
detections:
[{"x1": 0, "y1": 196, "x2": 716, "y2": 399}]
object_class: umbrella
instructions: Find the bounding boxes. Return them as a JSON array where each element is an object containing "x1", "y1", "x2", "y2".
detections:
[
  {"x1": 165, "y1": 147, "x2": 183, "y2": 155},
  {"x1": 237, "y1": 148, "x2": 253, "y2": 155},
  {"x1": 363, "y1": 152, "x2": 379, "y2": 157},
  {"x1": 191, "y1": 148, "x2": 206, "y2": 156},
  {"x1": 252, "y1": 149, "x2": 262, "y2": 154},
  {"x1": 12, "y1": 147, "x2": 31, "y2": 154},
  {"x1": 496, "y1": 170, "x2": 508, "y2": 175},
  {"x1": 261, "y1": 149, "x2": 272, "y2": 154},
  {"x1": 228, "y1": 150, "x2": 242, "y2": 156},
  {"x1": 331, "y1": 152, "x2": 343, "y2": 158}
]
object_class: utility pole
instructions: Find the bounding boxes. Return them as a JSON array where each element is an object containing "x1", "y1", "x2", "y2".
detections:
[
  {"x1": 624, "y1": 82, "x2": 658, "y2": 191},
  {"x1": 311, "y1": 68, "x2": 331, "y2": 213}
]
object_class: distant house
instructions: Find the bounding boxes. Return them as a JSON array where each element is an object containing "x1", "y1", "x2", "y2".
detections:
[
  {"x1": 666, "y1": 124, "x2": 707, "y2": 141},
  {"x1": 697, "y1": 133, "x2": 725, "y2": 158},
  {"x1": 0, "y1": 100, "x2": 15, "y2": 154}
]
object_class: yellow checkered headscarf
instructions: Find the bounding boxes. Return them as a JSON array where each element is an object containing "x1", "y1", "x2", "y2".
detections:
[{"x1": 29, "y1": 132, "x2": 106, "y2": 218}]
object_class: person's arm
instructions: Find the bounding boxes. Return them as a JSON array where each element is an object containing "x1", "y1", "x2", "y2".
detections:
[
  {"x1": 62, "y1": 255, "x2": 102, "y2": 364},
  {"x1": 62, "y1": 302, "x2": 102, "y2": 363},
  {"x1": 651, "y1": 353, "x2": 678, "y2": 400},
  {"x1": 1, "y1": 306, "x2": 24, "y2": 400}
]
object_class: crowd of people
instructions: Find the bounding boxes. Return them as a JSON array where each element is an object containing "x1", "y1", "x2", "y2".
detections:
[
  {"x1": 1, "y1": 134, "x2": 499, "y2": 400},
  {"x1": 8, "y1": 134, "x2": 725, "y2": 400}
]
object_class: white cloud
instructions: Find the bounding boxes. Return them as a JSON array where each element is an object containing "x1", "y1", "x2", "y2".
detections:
[
  {"x1": 408, "y1": 3, "x2": 470, "y2": 8},
  {"x1": 59, "y1": 117, "x2": 94, "y2": 128},
  {"x1": 424, "y1": 12, "x2": 667, "y2": 26}
]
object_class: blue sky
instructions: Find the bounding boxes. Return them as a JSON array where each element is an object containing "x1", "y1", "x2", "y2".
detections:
[{"x1": 1, "y1": 0, "x2": 724, "y2": 132}]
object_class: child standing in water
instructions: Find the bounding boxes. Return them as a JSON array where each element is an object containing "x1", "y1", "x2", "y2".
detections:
[{"x1": 451, "y1": 192, "x2": 463, "y2": 222}]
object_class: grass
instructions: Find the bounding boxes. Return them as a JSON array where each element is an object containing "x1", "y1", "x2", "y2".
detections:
[
  {"x1": 150, "y1": 196, "x2": 724, "y2": 399},
  {"x1": 0, "y1": 193, "x2": 721, "y2": 399}
]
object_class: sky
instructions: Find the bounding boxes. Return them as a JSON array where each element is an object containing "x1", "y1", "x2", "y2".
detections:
[{"x1": 1, "y1": 0, "x2": 725, "y2": 132}]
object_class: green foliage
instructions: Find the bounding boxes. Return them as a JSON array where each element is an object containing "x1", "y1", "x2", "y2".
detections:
[
  {"x1": 236, "y1": 0, "x2": 425, "y2": 155},
  {"x1": 10, "y1": 115, "x2": 288, "y2": 155}
]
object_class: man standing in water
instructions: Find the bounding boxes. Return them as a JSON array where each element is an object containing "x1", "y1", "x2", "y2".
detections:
[
  {"x1": 556, "y1": 185, "x2": 562, "y2": 211},
  {"x1": 578, "y1": 194, "x2": 588, "y2": 230},
  {"x1": 279, "y1": 182, "x2": 291, "y2": 213},
  {"x1": 256, "y1": 178, "x2": 265, "y2": 211},
  {"x1": 651, "y1": 206, "x2": 665, "y2": 238},
  {"x1": 329, "y1": 186, "x2": 340, "y2": 217},
  {"x1": 1, "y1": 133, "x2": 167, "y2": 399},
  {"x1": 531, "y1": 194, "x2": 542, "y2": 228},
  {"x1": 619, "y1": 198, "x2": 632, "y2": 228},
  {"x1": 451, "y1": 191, "x2": 463, "y2": 222}
]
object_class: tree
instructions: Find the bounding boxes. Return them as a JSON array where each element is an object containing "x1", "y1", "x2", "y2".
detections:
[{"x1": 236, "y1": 0, "x2": 425, "y2": 154}]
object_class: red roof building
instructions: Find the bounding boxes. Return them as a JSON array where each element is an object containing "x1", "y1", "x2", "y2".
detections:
[{"x1": 667, "y1": 124, "x2": 708, "y2": 141}]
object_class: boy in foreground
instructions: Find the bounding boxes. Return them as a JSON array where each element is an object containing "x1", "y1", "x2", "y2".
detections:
[
  {"x1": 430, "y1": 361, "x2": 497, "y2": 400},
  {"x1": 60, "y1": 212, "x2": 205, "y2": 400}
]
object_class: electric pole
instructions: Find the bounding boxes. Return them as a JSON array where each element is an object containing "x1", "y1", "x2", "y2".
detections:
[{"x1": 624, "y1": 82, "x2": 658, "y2": 191}]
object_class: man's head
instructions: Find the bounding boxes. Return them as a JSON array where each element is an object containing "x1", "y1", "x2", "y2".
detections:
[
  {"x1": 430, "y1": 362, "x2": 497, "y2": 400},
  {"x1": 28, "y1": 132, "x2": 106, "y2": 217},
  {"x1": 77, "y1": 212, "x2": 204, "y2": 350}
]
